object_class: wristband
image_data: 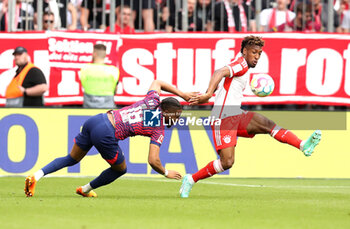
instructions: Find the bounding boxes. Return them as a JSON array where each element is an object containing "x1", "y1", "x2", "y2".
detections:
[
  {"x1": 164, "y1": 169, "x2": 168, "y2": 177},
  {"x1": 23, "y1": 89, "x2": 27, "y2": 96}
]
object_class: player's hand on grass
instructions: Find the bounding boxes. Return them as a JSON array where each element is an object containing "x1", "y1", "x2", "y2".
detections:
[
  {"x1": 182, "y1": 92, "x2": 199, "y2": 102},
  {"x1": 189, "y1": 93, "x2": 211, "y2": 105},
  {"x1": 166, "y1": 170, "x2": 182, "y2": 180}
]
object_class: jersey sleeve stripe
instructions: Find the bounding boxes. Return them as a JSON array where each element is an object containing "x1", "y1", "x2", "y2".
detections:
[
  {"x1": 225, "y1": 65, "x2": 233, "y2": 78},
  {"x1": 150, "y1": 140, "x2": 161, "y2": 147}
]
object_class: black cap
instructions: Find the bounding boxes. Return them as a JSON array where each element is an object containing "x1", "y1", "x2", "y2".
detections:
[{"x1": 13, "y1": 46, "x2": 28, "y2": 55}]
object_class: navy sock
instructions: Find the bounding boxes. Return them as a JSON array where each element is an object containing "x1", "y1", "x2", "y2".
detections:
[
  {"x1": 90, "y1": 168, "x2": 127, "y2": 189},
  {"x1": 42, "y1": 155, "x2": 78, "y2": 175}
]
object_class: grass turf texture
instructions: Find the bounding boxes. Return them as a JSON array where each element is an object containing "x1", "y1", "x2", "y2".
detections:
[{"x1": 1, "y1": 177, "x2": 350, "y2": 229}]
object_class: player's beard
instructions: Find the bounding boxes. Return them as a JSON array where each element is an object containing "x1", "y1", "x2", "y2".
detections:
[{"x1": 249, "y1": 61, "x2": 257, "y2": 68}]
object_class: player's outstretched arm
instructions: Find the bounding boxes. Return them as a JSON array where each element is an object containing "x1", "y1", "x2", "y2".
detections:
[
  {"x1": 148, "y1": 80, "x2": 197, "y2": 102},
  {"x1": 189, "y1": 66, "x2": 230, "y2": 105},
  {"x1": 148, "y1": 143, "x2": 182, "y2": 180}
]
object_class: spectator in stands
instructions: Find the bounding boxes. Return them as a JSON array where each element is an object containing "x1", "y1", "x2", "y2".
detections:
[
  {"x1": 5, "y1": 46, "x2": 47, "y2": 107},
  {"x1": 69, "y1": 0, "x2": 83, "y2": 30},
  {"x1": 311, "y1": 0, "x2": 340, "y2": 32},
  {"x1": 43, "y1": 11, "x2": 55, "y2": 31},
  {"x1": 153, "y1": 0, "x2": 178, "y2": 31},
  {"x1": 139, "y1": 0, "x2": 156, "y2": 32},
  {"x1": 116, "y1": 0, "x2": 156, "y2": 32},
  {"x1": 259, "y1": 0, "x2": 295, "y2": 32},
  {"x1": 336, "y1": 0, "x2": 349, "y2": 32},
  {"x1": 291, "y1": 3, "x2": 315, "y2": 32},
  {"x1": 161, "y1": 0, "x2": 175, "y2": 30},
  {"x1": 197, "y1": 0, "x2": 215, "y2": 31},
  {"x1": 33, "y1": 0, "x2": 77, "y2": 30},
  {"x1": 153, "y1": 0, "x2": 167, "y2": 30},
  {"x1": 80, "y1": 0, "x2": 112, "y2": 30},
  {"x1": 166, "y1": 0, "x2": 203, "y2": 32},
  {"x1": 106, "y1": 4, "x2": 135, "y2": 33},
  {"x1": 0, "y1": 0, "x2": 34, "y2": 31},
  {"x1": 0, "y1": 0, "x2": 7, "y2": 29},
  {"x1": 207, "y1": 0, "x2": 256, "y2": 32},
  {"x1": 80, "y1": 44, "x2": 119, "y2": 109},
  {"x1": 341, "y1": 3, "x2": 350, "y2": 32},
  {"x1": 337, "y1": 0, "x2": 349, "y2": 27}
]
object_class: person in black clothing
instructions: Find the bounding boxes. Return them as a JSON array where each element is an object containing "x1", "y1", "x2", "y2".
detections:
[
  {"x1": 197, "y1": 0, "x2": 215, "y2": 31},
  {"x1": 167, "y1": 0, "x2": 203, "y2": 32},
  {"x1": 33, "y1": 0, "x2": 77, "y2": 30},
  {"x1": 207, "y1": 0, "x2": 256, "y2": 32},
  {"x1": 5, "y1": 47, "x2": 47, "y2": 107},
  {"x1": 80, "y1": 0, "x2": 112, "y2": 30}
]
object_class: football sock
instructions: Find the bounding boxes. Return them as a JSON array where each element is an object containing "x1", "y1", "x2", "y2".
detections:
[
  {"x1": 300, "y1": 140, "x2": 306, "y2": 151},
  {"x1": 90, "y1": 168, "x2": 127, "y2": 189},
  {"x1": 192, "y1": 159, "x2": 224, "y2": 183},
  {"x1": 82, "y1": 183, "x2": 93, "y2": 193},
  {"x1": 34, "y1": 170, "x2": 44, "y2": 181},
  {"x1": 42, "y1": 155, "x2": 78, "y2": 175},
  {"x1": 270, "y1": 125, "x2": 302, "y2": 149}
]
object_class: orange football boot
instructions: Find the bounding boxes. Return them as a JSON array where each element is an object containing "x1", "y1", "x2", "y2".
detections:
[
  {"x1": 24, "y1": 175, "x2": 37, "y2": 197},
  {"x1": 76, "y1": 187, "x2": 97, "y2": 197}
]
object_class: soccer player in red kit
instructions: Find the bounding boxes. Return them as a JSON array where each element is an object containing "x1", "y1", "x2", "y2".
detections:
[
  {"x1": 24, "y1": 80, "x2": 196, "y2": 197},
  {"x1": 179, "y1": 35, "x2": 321, "y2": 198}
]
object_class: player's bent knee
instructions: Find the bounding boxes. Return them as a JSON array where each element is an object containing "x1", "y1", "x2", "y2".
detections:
[
  {"x1": 258, "y1": 118, "x2": 275, "y2": 133},
  {"x1": 118, "y1": 167, "x2": 127, "y2": 175},
  {"x1": 65, "y1": 155, "x2": 79, "y2": 166},
  {"x1": 266, "y1": 119, "x2": 276, "y2": 129},
  {"x1": 111, "y1": 160, "x2": 127, "y2": 172},
  {"x1": 111, "y1": 166, "x2": 127, "y2": 175},
  {"x1": 221, "y1": 158, "x2": 235, "y2": 170}
]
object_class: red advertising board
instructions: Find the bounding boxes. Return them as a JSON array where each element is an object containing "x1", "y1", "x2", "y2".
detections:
[{"x1": 0, "y1": 32, "x2": 349, "y2": 106}]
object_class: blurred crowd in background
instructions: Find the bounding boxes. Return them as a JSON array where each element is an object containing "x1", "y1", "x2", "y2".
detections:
[
  {"x1": 1, "y1": 0, "x2": 350, "y2": 33},
  {"x1": 1, "y1": 0, "x2": 348, "y2": 111}
]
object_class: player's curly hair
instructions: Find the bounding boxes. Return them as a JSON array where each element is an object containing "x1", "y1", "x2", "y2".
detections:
[
  {"x1": 240, "y1": 36, "x2": 265, "y2": 53},
  {"x1": 160, "y1": 97, "x2": 181, "y2": 111}
]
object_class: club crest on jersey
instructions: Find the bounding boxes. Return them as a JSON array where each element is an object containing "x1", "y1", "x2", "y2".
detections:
[
  {"x1": 223, "y1": 135, "x2": 231, "y2": 144},
  {"x1": 143, "y1": 108, "x2": 161, "y2": 127}
]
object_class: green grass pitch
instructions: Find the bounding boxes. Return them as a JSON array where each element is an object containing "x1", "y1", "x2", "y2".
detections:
[{"x1": 1, "y1": 177, "x2": 350, "y2": 229}]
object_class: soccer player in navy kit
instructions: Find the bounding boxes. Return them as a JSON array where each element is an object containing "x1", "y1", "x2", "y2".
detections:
[{"x1": 25, "y1": 80, "x2": 196, "y2": 197}]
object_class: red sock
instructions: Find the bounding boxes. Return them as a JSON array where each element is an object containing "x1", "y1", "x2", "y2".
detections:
[
  {"x1": 270, "y1": 125, "x2": 302, "y2": 149},
  {"x1": 192, "y1": 159, "x2": 224, "y2": 183}
]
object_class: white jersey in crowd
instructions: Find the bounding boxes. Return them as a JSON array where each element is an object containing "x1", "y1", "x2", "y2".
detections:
[
  {"x1": 211, "y1": 56, "x2": 249, "y2": 119},
  {"x1": 259, "y1": 8, "x2": 295, "y2": 31}
]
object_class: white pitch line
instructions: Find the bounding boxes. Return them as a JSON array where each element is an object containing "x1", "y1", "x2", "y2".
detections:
[
  {"x1": 199, "y1": 181, "x2": 350, "y2": 189},
  {"x1": 127, "y1": 178, "x2": 350, "y2": 189},
  {"x1": 2, "y1": 175, "x2": 350, "y2": 189}
]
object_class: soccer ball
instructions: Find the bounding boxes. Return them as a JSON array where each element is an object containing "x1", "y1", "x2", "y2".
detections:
[{"x1": 250, "y1": 74, "x2": 275, "y2": 97}]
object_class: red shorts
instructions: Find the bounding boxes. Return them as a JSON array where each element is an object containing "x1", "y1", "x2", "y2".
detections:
[{"x1": 211, "y1": 111, "x2": 255, "y2": 152}]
